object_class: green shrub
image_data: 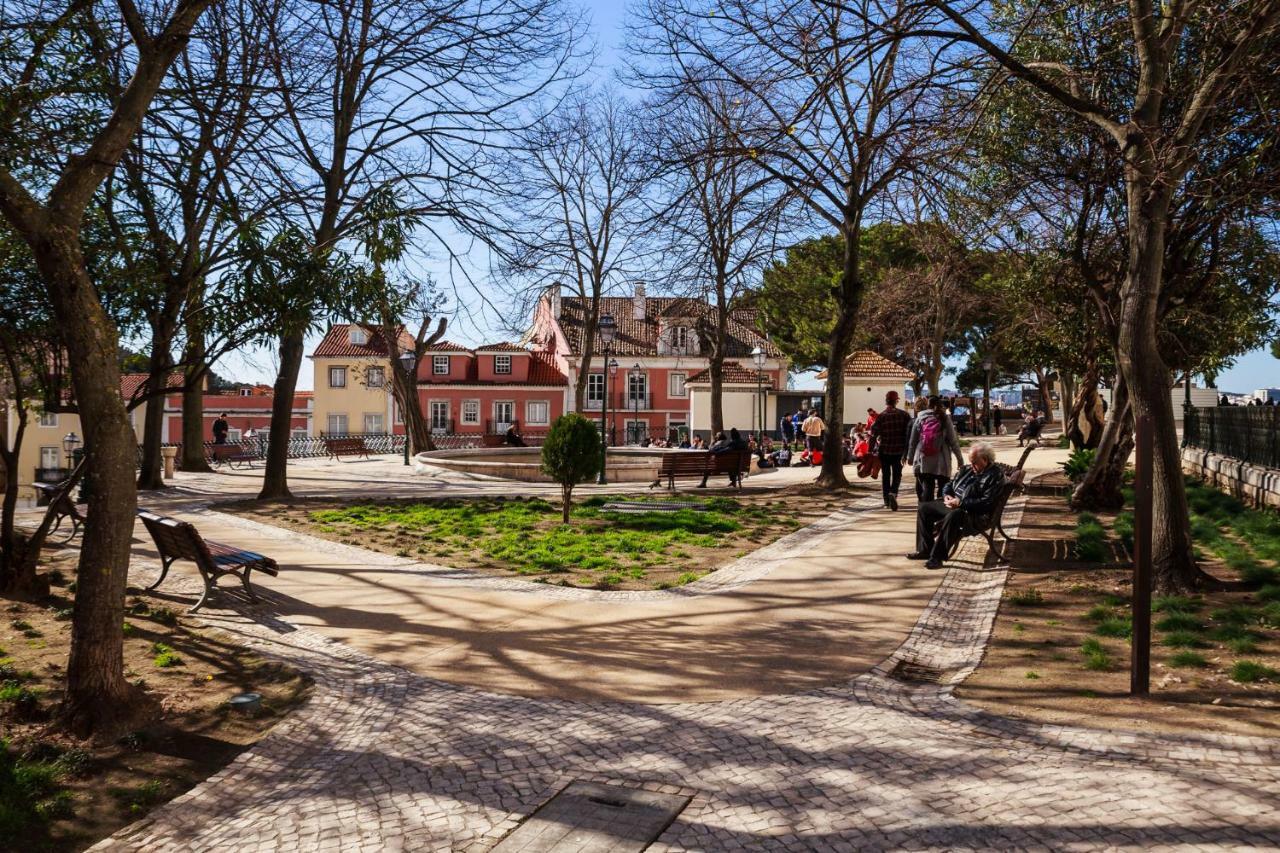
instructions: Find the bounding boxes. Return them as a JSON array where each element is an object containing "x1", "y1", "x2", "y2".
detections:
[
  {"x1": 1160, "y1": 630, "x2": 1206, "y2": 649},
  {"x1": 1229, "y1": 660, "x2": 1278, "y2": 683},
  {"x1": 1062, "y1": 448, "x2": 1097, "y2": 483},
  {"x1": 1167, "y1": 651, "x2": 1208, "y2": 668},
  {"x1": 1080, "y1": 638, "x2": 1112, "y2": 670},
  {"x1": 1112, "y1": 512, "x2": 1135, "y2": 552},
  {"x1": 1153, "y1": 595, "x2": 1202, "y2": 614},
  {"x1": 150, "y1": 643, "x2": 182, "y2": 668},
  {"x1": 1095, "y1": 618, "x2": 1132, "y2": 639},
  {"x1": 1024, "y1": 671, "x2": 1040, "y2": 680},
  {"x1": 148, "y1": 607, "x2": 178, "y2": 628},
  {"x1": 1074, "y1": 515, "x2": 1108, "y2": 562},
  {"x1": 540, "y1": 413, "x2": 602, "y2": 524}
]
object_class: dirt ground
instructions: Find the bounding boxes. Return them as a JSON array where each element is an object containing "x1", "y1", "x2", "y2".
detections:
[
  {"x1": 223, "y1": 485, "x2": 856, "y2": 591},
  {"x1": 959, "y1": 489, "x2": 1279, "y2": 738},
  {"x1": 1, "y1": 549, "x2": 311, "y2": 851}
]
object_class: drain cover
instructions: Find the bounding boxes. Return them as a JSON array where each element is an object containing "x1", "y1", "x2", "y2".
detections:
[
  {"x1": 601, "y1": 502, "x2": 709, "y2": 513},
  {"x1": 888, "y1": 659, "x2": 948, "y2": 684},
  {"x1": 494, "y1": 781, "x2": 690, "y2": 852}
]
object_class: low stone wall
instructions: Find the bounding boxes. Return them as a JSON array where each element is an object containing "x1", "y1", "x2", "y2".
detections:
[{"x1": 1181, "y1": 447, "x2": 1280, "y2": 511}]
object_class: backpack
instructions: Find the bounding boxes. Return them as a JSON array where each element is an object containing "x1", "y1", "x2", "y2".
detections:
[{"x1": 920, "y1": 414, "x2": 943, "y2": 457}]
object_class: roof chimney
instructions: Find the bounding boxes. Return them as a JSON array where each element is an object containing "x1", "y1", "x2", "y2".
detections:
[
  {"x1": 547, "y1": 284, "x2": 562, "y2": 319},
  {"x1": 632, "y1": 281, "x2": 646, "y2": 321}
]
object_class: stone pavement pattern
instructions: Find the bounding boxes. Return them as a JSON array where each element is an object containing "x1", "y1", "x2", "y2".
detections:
[{"x1": 89, "y1": 483, "x2": 1280, "y2": 852}]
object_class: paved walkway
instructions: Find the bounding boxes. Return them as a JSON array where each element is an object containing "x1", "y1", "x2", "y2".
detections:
[{"x1": 74, "y1": 442, "x2": 1280, "y2": 851}]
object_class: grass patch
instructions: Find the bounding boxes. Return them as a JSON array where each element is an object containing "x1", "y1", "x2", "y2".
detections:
[
  {"x1": 1007, "y1": 588, "x2": 1045, "y2": 606},
  {"x1": 1080, "y1": 638, "x2": 1113, "y2": 671},
  {"x1": 1160, "y1": 630, "x2": 1207, "y2": 649},
  {"x1": 1229, "y1": 660, "x2": 1278, "y2": 684},
  {"x1": 1167, "y1": 650, "x2": 1208, "y2": 668},
  {"x1": 1073, "y1": 513, "x2": 1108, "y2": 562},
  {"x1": 0, "y1": 739, "x2": 72, "y2": 841},
  {"x1": 1094, "y1": 617, "x2": 1132, "y2": 639},
  {"x1": 1154, "y1": 613, "x2": 1203, "y2": 633},
  {"x1": 150, "y1": 643, "x2": 182, "y2": 668}
]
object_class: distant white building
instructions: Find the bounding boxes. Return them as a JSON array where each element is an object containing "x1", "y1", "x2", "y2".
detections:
[{"x1": 1252, "y1": 388, "x2": 1280, "y2": 404}]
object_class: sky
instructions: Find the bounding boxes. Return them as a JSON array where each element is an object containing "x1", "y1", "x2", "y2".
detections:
[{"x1": 214, "y1": 0, "x2": 1279, "y2": 396}]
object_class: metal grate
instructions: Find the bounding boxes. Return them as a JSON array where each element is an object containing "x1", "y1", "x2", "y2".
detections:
[{"x1": 888, "y1": 659, "x2": 948, "y2": 684}]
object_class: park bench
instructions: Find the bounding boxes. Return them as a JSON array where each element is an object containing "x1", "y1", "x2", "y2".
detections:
[
  {"x1": 946, "y1": 464, "x2": 1029, "y2": 565},
  {"x1": 31, "y1": 481, "x2": 87, "y2": 543},
  {"x1": 323, "y1": 436, "x2": 370, "y2": 461},
  {"x1": 207, "y1": 442, "x2": 258, "y2": 469},
  {"x1": 650, "y1": 450, "x2": 752, "y2": 491},
  {"x1": 137, "y1": 510, "x2": 279, "y2": 613}
]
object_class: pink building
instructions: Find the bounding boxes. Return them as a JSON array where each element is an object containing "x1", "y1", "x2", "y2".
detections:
[{"x1": 413, "y1": 341, "x2": 568, "y2": 436}]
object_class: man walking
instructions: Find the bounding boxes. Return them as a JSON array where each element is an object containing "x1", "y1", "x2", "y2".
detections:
[
  {"x1": 801, "y1": 408, "x2": 826, "y2": 453},
  {"x1": 780, "y1": 411, "x2": 795, "y2": 447},
  {"x1": 869, "y1": 390, "x2": 910, "y2": 510}
]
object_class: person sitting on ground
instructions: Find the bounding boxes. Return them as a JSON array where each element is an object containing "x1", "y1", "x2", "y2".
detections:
[
  {"x1": 504, "y1": 424, "x2": 526, "y2": 447},
  {"x1": 865, "y1": 407, "x2": 878, "y2": 430},
  {"x1": 773, "y1": 443, "x2": 792, "y2": 467},
  {"x1": 907, "y1": 396, "x2": 965, "y2": 503},
  {"x1": 908, "y1": 441, "x2": 1004, "y2": 569},
  {"x1": 1018, "y1": 412, "x2": 1045, "y2": 447},
  {"x1": 679, "y1": 436, "x2": 692, "y2": 449},
  {"x1": 852, "y1": 428, "x2": 880, "y2": 479},
  {"x1": 691, "y1": 435, "x2": 706, "y2": 450}
]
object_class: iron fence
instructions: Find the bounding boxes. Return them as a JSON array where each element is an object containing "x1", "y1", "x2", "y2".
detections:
[{"x1": 1184, "y1": 405, "x2": 1280, "y2": 469}]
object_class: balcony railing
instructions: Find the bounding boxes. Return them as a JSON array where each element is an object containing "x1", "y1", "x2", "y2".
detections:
[
  {"x1": 586, "y1": 394, "x2": 651, "y2": 411},
  {"x1": 1185, "y1": 405, "x2": 1280, "y2": 469}
]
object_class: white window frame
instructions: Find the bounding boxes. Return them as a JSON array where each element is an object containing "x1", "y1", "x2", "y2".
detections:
[
  {"x1": 494, "y1": 354, "x2": 512, "y2": 375},
  {"x1": 525, "y1": 400, "x2": 549, "y2": 426},
  {"x1": 668, "y1": 372, "x2": 686, "y2": 398},
  {"x1": 586, "y1": 373, "x2": 605, "y2": 404},
  {"x1": 429, "y1": 400, "x2": 450, "y2": 431},
  {"x1": 493, "y1": 400, "x2": 515, "y2": 426},
  {"x1": 291, "y1": 427, "x2": 309, "y2": 438},
  {"x1": 329, "y1": 366, "x2": 347, "y2": 388},
  {"x1": 461, "y1": 399, "x2": 480, "y2": 425},
  {"x1": 366, "y1": 366, "x2": 385, "y2": 388},
  {"x1": 39, "y1": 446, "x2": 60, "y2": 469},
  {"x1": 38, "y1": 410, "x2": 58, "y2": 427},
  {"x1": 227, "y1": 428, "x2": 243, "y2": 442},
  {"x1": 363, "y1": 412, "x2": 384, "y2": 434},
  {"x1": 627, "y1": 371, "x2": 648, "y2": 403},
  {"x1": 432, "y1": 354, "x2": 450, "y2": 375},
  {"x1": 326, "y1": 413, "x2": 348, "y2": 435},
  {"x1": 349, "y1": 327, "x2": 368, "y2": 345},
  {"x1": 671, "y1": 326, "x2": 689, "y2": 352}
]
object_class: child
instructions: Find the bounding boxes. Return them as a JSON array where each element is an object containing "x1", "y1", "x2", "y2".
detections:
[{"x1": 852, "y1": 429, "x2": 880, "y2": 479}]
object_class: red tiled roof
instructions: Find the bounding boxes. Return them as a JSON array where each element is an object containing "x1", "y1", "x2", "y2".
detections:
[
  {"x1": 474, "y1": 342, "x2": 528, "y2": 353},
  {"x1": 815, "y1": 350, "x2": 913, "y2": 380},
  {"x1": 421, "y1": 339, "x2": 473, "y2": 353},
  {"x1": 528, "y1": 351, "x2": 568, "y2": 386},
  {"x1": 558, "y1": 296, "x2": 781, "y2": 358},
  {"x1": 311, "y1": 323, "x2": 414, "y2": 358},
  {"x1": 120, "y1": 373, "x2": 184, "y2": 402},
  {"x1": 686, "y1": 361, "x2": 776, "y2": 387}
]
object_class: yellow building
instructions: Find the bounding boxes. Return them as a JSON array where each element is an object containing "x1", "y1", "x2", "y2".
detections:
[{"x1": 308, "y1": 324, "x2": 409, "y2": 436}]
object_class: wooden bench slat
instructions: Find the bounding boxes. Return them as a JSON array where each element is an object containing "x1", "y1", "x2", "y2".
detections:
[{"x1": 137, "y1": 510, "x2": 280, "y2": 610}]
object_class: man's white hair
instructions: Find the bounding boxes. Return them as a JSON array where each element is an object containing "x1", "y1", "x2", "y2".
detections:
[{"x1": 970, "y1": 441, "x2": 997, "y2": 465}]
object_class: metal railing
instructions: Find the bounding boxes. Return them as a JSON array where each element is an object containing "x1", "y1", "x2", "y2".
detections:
[{"x1": 1184, "y1": 405, "x2": 1280, "y2": 469}]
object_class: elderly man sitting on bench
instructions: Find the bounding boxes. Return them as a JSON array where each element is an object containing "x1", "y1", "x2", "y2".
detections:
[{"x1": 907, "y1": 441, "x2": 1003, "y2": 570}]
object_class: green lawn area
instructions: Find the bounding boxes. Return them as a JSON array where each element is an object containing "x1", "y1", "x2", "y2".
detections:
[{"x1": 305, "y1": 495, "x2": 805, "y2": 590}]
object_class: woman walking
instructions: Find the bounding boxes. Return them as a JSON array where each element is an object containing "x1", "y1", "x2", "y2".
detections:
[{"x1": 907, "y1": 396, "x2": 965, "y2": 503}]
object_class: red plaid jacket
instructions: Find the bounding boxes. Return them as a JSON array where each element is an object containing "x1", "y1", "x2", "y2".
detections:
[{"x1": 870, "y1": 406, "x2": 912, "y2": 455}]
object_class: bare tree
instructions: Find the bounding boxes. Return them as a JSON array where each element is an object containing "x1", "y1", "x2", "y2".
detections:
[
  {"x1": 904, "y1": 1, "x2": 1280, "y2": 590},
  {"x1": 642, "y1": 86, "x2": 788, "y2": 434},
  {"x1": 500, "y1": 89, "x2": 651, "y2": 414},
  {"x1": 0, "y1": 0, "x2": 219, "y2": 736},
  {"x1": 255, "y1": 0, "x2": 580, "y2": 500},
  {"x1": 635, "y1": 0, "x2": 955, "y2": 488}
]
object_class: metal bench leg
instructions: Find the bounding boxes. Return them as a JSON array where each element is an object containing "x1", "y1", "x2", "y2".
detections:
[
  {"x1": 190, "y1": 575, "x2": 217, "y2": 613},
  {"x1": 240, "y1": 568, "x2": 259, "y2": 603},
  {"x1": 981, "y1": 530, "x2": 1008, "y2": 564},
  {"x1": 146, "y1": 556, "x2": 177, "y2": 591}
]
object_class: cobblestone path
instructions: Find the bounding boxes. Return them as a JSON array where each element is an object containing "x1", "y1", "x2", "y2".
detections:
[{"x1": 92, "y1": 500, "x2": 1280, "y2": 852}]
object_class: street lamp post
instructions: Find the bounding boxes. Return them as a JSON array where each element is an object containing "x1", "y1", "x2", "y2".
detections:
[
  {"x1": 630, "y1": 363, "x2": 642, "y2": 445},
  {"x1": 608, "y1": 358, "x2": 618, "y2": 446},
  {"x1": 981, "y1": 358, "x2": 993, "y2": 436},
  {"x1": 398, "y1": 351, "x2": 417, "y2": 466},
  {"x1": 61, "y1": 431, "x2": 81, "y2": 473},
  {"x1": 751, "y1": 346, "x2": 766, "y2": 445},
  {"x1": 596, "y1": 315, "x2": 617, "y2": 484}
]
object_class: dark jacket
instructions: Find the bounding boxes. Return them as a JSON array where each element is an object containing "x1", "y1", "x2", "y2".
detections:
[
  {"x1": 943, "y1": 464, "x2": 1004, "y2": 516},
  {"x1": 870, "y1": 406, "x2": 911, "y2": 455}
]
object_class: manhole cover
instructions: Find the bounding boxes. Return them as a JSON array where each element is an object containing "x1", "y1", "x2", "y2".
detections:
[
  {"x1": 601, "y1": 502, "x2": 708, "y2": 513},
  {"x1": 888, "y1": 659, "x2": 948, "y2": 684},
  {"x1": 493, "y1": 780, "x2": 690, "y2": 852}
]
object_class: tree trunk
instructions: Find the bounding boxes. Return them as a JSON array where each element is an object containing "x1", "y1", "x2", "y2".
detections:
[
  {"x1": 1072, "y1": 374, "x2": 1131, "y2": 509},
  {"x1": 1057, "y1": 372, "x2": 1075, "y2": 431},
  {"x1": 817, "y1": 227, "x2": 864, "y2": 489},
  {"x1": 259, "y1": 329, "x2": 305, "y2": 501},
  {"x1": 33, "y1": 233, "x2": 149, "y2": 738},
  {"x1": 179, "y1": 289, "x2": 211, "y2": 472},
  {"x1": 1116, "y1": 188, "x2": 1214, "y2": 593},
  {"x1": 709, "y1": 355, "x2": 724, "y2": 435},
  {"x1": 1067, "y1": 365, "x2": 1105, "y2": 451},
  {"x1": 561, "y1": 484, "x2": 572, "y2": 523},
  {"x1": 0, "y1": 412, "x2": 28, "y2": 591},
  {"x1": 1034, "y1": 368, "x2": 1054, "y2": 424},
  {"x1": 137, "y1": 343, "x2": 174, "y2": 490}
]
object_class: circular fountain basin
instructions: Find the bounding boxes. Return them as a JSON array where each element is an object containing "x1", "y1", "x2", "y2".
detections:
[{"x1": 415, "y1": 446, "x2": 670, "y2": 482}]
